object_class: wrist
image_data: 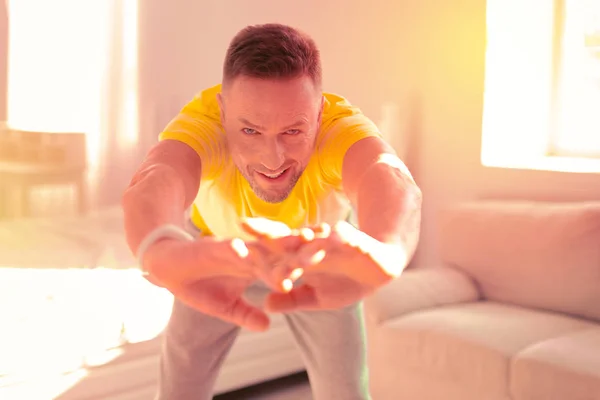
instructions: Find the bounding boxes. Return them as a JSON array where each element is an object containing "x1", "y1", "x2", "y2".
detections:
[
  {"x1": 347, "y1": 223, "x2": 407, "y2": 279},
  {"x1": 136, "y1": 224, "x2": 195, "y2": 275},
  {"x1": 372, "y1": 241, "x2": 408, "y2": 279}
]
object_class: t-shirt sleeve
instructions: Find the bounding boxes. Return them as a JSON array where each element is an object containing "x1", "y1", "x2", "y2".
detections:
[
  {"x1": 158, "y1": 91, "x2": 225, "y2": 180},
  {"x1": 317, "y1": 113, "x2": 382, "y2": 187}
]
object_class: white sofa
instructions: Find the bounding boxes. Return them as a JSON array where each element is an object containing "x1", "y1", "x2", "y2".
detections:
[
  {"x1": 365, "y1": 200, "x2": 600, "y2": 400},
  {"x1": 0, "y1": 207, "x2": 304, "y2": 399}
]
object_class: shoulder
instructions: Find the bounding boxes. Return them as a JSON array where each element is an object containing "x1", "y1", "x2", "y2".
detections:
[
  {"x1": 181, "y1": 84, "x2": 223, "y2": 122},
  {"x1": 313, "y1": 92, "x2": 382, "y2": 186},
  {"x1": 318, "y1": 92, "x2": 380, "y2": 140},
  {"x1": 159, "y1": 84, "x2": 227, "y2": 179},
  {"x1": 316, "y1": 92, "x2": 381, "y2": 154}
]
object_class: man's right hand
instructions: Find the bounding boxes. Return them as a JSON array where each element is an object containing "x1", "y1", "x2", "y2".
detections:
[{"x1": 141, "y1": 236, "x2": 271, "y2": 332}]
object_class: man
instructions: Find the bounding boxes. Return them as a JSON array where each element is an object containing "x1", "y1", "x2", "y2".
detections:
[{"x1": 122, "y1": 23, "x2": 422, "y2": 400}]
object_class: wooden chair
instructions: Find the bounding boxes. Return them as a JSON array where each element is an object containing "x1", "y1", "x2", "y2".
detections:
[{"x1": 0, "y1": 128, "x2": 88, "y2": 219}]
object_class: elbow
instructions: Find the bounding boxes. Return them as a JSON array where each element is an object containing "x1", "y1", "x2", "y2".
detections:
[
  {"x1": 122, "y1": 139, "x2": 201, "y2": 209},
  {"x1": 122, "y1": 163, "x2": 189, "y2": 210},
  {"x1": 121, "y1": 164, "x2": 156, "y2": 210},
  {"x1": 404, "y1": 183, "x2": 423, "y2": 258},
  {"x1": 121, "y1": 172, "x2": 141, "y2": 211},
  {"x1": 121, "y1": 183, "x2": 139, "y2": 213},
  {"x1": 409, "y1": 181, "x2": 423, "y2": 212},
  {"x1": 410, "y1": 183, "x2": 423, "y2": 231}
]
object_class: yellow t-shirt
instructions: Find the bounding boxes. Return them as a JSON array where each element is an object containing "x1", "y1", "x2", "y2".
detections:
[{"x1": 159, "y1": 84, "x2": 381, "y2": 240}]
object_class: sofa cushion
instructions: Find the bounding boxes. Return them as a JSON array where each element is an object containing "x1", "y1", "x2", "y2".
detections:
[
  {"x1": 369, "y1": 365, "x2": 512, "y2": 400},
  {"x1": 438, "y1": 201, "x2": 600, "y2": 322},
  {"x1": 365, "y1": 266, "x2": 480, "y2": 326},
  {"x1": 375, "y1": 302, "x2": 596, "y2": 395},
  {"x1": 511, "y1": 328, "x2": 600, "y2": 400}
]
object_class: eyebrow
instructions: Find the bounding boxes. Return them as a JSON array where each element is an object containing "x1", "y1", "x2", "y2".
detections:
[{"x1": 238, "y1": 118, "x2": 307, "y2": 131}]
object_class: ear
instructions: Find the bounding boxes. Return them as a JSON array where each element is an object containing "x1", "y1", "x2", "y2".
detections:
[
  {"x1": 318, "y1": 95, "x2": 324, "y2": 125},
  {"x1": 217, "y1": 92, "x2": 226, "y2": 122}
]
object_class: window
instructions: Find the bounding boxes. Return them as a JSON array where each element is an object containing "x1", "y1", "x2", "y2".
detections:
[
  {"x1": 0, "y1": 3, "x2": 165, "y2": 398},
  {"x1": 481, "y1": 0, "x2": 600, "y2": 172},
  {"x1": 550, "y1": 0, "x2": 600, "y2": 157},
  {"x1": 6, "y1": 0, "x2": 139, "y2": 169}
]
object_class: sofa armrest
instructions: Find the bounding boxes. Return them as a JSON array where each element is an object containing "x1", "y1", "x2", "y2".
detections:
[{"x1": 364, "y1": 265, "x2": 481, "y2": 326}]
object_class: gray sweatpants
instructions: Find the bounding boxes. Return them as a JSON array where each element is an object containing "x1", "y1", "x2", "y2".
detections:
[{"x1": 154, "y1": 221, "x2": 371, "y2": 400}]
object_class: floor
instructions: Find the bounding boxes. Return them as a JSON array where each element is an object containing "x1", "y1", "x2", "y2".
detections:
[{"x1": 214, "y1": 372, "x2": 312, "y2": 400}]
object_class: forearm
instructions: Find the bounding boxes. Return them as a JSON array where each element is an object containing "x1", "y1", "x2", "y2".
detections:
[
  {"x1": 355, "y1": 158, "x2": 422, "y2": 266},
  {"x1": 121, "y1": 141, "x2": 201, "y2": 255}
]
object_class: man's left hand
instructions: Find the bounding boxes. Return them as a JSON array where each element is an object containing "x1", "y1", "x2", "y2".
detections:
[{"x1": 242, "y1": 218, "x2": 408, "y2": 312}]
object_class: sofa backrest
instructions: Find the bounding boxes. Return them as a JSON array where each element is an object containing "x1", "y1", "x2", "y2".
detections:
[{"x1": 438, "y1": 200, "x2": 600, "y2": 322}]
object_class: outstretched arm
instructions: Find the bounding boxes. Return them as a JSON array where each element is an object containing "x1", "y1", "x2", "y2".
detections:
[
  {"x1": 250, "y1": 135, "x2": 423, "y2": 312},
  {"x1": 342, "y1": 136, "x2": 422, "y2": 274},
  {"x1": 121, "y1": 110, "x2": 275, "y2": 331},
  {"x1": 122, "y1": 139, "x2": 201, "y2": 255}
]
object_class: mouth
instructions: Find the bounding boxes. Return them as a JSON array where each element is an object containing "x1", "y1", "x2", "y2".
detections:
[{"x1": 256, "y1": 167, "x2": 290, "y2": 182}]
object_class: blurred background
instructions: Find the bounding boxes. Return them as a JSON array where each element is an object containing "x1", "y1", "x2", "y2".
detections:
[{"x1": 0, "y1": 0, "x2": 599, "y2": 399}]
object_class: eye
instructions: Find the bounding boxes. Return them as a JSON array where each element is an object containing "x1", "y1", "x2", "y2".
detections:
[
  {"x1": 242, "y1": 128, "x2": 258, "y2": 135},
  {"x1": 285, "y1": 129, "x2": 301, "y2": 135}
]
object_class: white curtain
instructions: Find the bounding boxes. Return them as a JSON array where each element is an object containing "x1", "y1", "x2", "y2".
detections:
[{"x1": 6, "y1": 0, "x2": 139, "y2": 209}]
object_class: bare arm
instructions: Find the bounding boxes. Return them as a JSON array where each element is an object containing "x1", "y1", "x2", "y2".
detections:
[
  {"x1": 342, "y1": 136, "x2": 422, "y2": 271},
  {"x1": 122, "y1": 139, "x2": 276, "y2": 331},
  {"x1": 257, "y1": 136, "x2": 423, "y2": 312},
  {"x1": 121, "y1": 139, "x2": 201, "y2": 255}
]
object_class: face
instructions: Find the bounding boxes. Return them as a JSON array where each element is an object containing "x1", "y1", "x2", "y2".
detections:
[{"x1": 218, "y1": 75, "x2": 323, "y2": 203}]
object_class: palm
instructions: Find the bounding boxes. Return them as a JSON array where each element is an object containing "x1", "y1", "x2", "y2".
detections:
[
  {"x1": 185, "y1": 277, "x2": 251, "y2": 311},
  {"x1": 306, "y1": 274, "x2": 368, "y2": 308},
  {"x1": 143, "y1": 217, "x2": 305, "y2": 331},
  {"x1": 173, "y1": 276, "x2": 268, "y2": 331},
  {"x1": 266, "y1": 273, "x2": 368, "y2": 312}
]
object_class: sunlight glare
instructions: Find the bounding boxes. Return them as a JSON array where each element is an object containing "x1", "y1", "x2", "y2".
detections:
[
  {"x1": 481, "y1": 0, "x2": 554, "y2": 168},
  {"x1": 6, "y1": 0, "x2": 140, "y2": 168},
  {"x1": 481, "y1": 0, "x2": 600, "y2": 170},
  {"x1": 554, "y1": 0, "x2": 600, "y2": 156},
  {"x1": 120, "y1": 0, "x2": 140, "y2": 147},
  {"x1": 0, "y1": 267, "x2": 172, "y2": 397},
  {"x1": 6, "y1": 0, "x2": 109, "y2": 168}
]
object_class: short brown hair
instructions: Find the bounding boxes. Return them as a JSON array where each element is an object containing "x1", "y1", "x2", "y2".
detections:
[{"x1": 222, "y1": 23, "x2": 322, "y2": 88}]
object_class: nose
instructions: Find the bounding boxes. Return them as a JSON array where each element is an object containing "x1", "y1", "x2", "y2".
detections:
[{"x1": 261, "y1": 137, "x2": 286, "y2": 171}]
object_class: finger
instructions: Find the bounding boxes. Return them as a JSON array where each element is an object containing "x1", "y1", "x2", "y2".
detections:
[
  {"x1": 168, "y1": 239, "x2": 255, "y2": 282},
  {"x1": 243, "y1": 241, "x2": 292, "y2": 293},
  {"x1": 256, "y1": 266, "x2": 292, "y2": 293},
  {"x1": 247, "y1": 235, "x2": 311, "y2": 293},
  {"x1": 298, "y1": 227, "x2": 317, "y2": 241},
  {"x1": 229, "y1": 238, "x2": 267, "y2": 276},
  {"x1": 265, "y1": 285, "x2": 319, "y2": 312},
  {"x1": 176, "y1": 283, "x2": 270, "y2": 332},
  {"x1": 278, "y1": 268, "x2": 304, "y2": 294},
  {"x1": 264, "y1": 266, "x2": 304, "y2": 295},
  {"x1": 269, "y1": 263, "x2": 304, "y2": 287},
  {"x1": 251, "y1": 251, "x2": 298, "y2": 293},
  {"x1": 241, "y1": 218, "x2": 292, "y2": 239},
  {"x1": 262, "y1": 235, "x2": 306, "y2": 254},
  {"x1": 263, "y1": 239, "x2": 329, "y2": 286},
  {"x1": 311, "y1": 222, "x2": 331, "y2": 237},
  {"x1": 293, "y1": 238, "x2": 330, "y2": 268},
  {"x1": 288, "y1": 266, "x2": 305, "y2": 282}
]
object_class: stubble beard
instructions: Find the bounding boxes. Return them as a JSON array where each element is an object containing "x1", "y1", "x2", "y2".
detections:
[{"x1": 242, "y1": 168, "x2": 304, "y2": 203}]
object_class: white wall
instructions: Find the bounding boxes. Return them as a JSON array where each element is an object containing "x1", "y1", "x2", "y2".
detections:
[
  {"x1": 137, "y1": 0, "x2": 418, "y2": 153},
  {"x1": 138, "y1": 0, "x2": 600, "y2": 267}
]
